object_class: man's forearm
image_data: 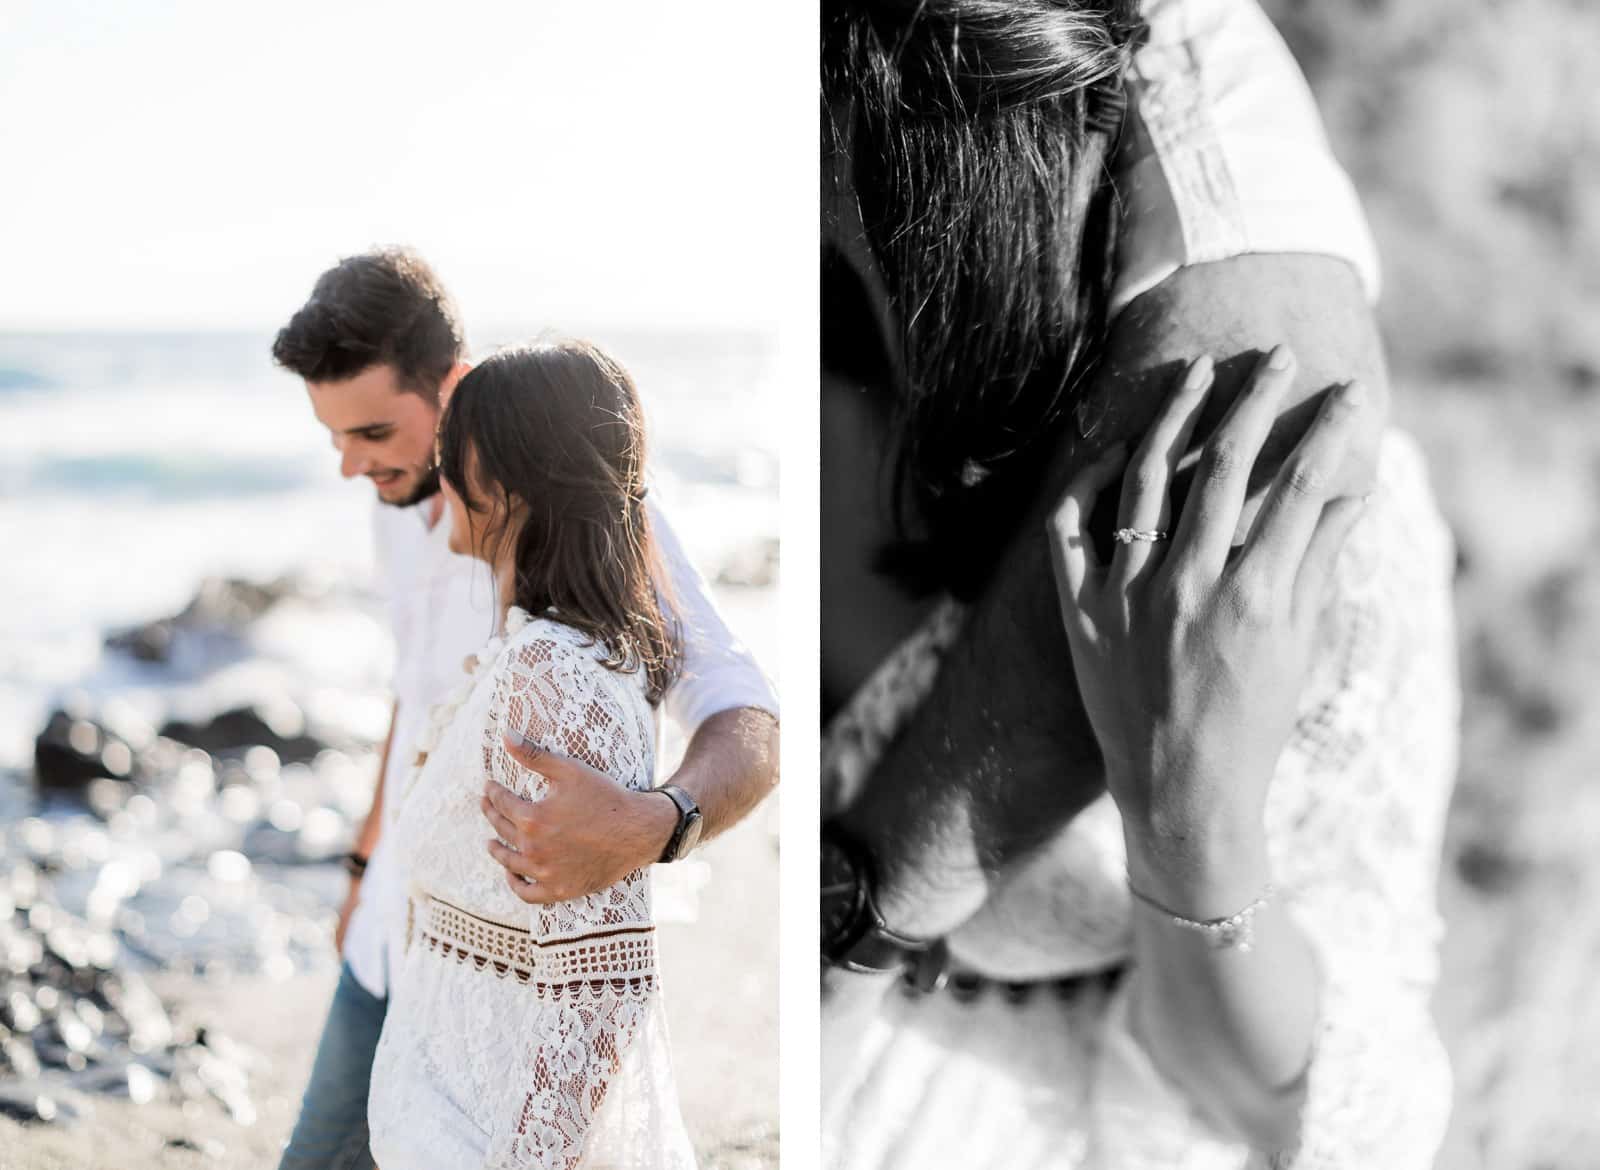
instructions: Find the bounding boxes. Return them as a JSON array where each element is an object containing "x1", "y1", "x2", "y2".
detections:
[
  {"x1": 821, "y1": 553, "x2": 1105, "y2": 1025},
  {"x1": 1092, "y1": 256, "x2": 1390, "y2": 528},
  {"x1": 661, "y1": 705, "x2": 780, "y2": 846},
  {"x1": 828, "y1": 255, "x2": 1390, "y2": 950},
  {"x1": 837, "y1": 593, "x2": 1104, "y2": 941}
]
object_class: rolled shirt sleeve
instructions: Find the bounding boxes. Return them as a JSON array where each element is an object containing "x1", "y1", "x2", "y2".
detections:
[
  {"x1": 1112, "y1": 0, "x2": 1382, "y2": 316},
  {"x1": 648, "y1": 497, "x2": 779, "y2": 735}
]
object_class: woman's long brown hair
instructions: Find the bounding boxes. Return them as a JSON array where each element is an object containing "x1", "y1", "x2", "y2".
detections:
[
  {"x1": 437, "y1": 340, "x2": 681, "y2": 704},
  {"x1": 823, "y1": 0, "x2": 1143, "y2": 601}
]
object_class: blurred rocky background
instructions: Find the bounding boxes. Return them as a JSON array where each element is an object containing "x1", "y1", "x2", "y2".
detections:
[
  {"x1": 1263, "y1": 2, "x2": 1600, "y2": 1166},
  {"x1": 0, "y1": 327, "x2": 781, "y2": 1169}
]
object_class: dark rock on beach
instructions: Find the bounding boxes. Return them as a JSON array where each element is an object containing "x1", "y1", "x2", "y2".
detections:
[
  {"x1": 157, "y1": 705, "x2": 329, "y2": 766},
  {"x1": 6, "y1": 572, "x2": 386, "y2": 1142},
  {"x1": 105, "y1": 576, "x2": 299, "y2": 668},
  {"x1": 32, "y1": 713, "x2": 142, "y2": 793}
]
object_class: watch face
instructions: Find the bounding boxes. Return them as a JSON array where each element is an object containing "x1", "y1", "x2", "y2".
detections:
[{"x1": 820, "y1": 834, "x2": 862, "y2": 953}]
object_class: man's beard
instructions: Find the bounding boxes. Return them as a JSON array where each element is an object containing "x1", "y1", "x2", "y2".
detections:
[{"x1": 387, "y1": 461, "x2": 440, "y2": 509}]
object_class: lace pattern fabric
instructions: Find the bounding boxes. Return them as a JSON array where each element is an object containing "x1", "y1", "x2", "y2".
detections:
[
  {"x1": 370, "y1": 613, "x2": 696, "y2": 1170},
  {"x1": 822, "y1": 431, "x2": 1458, "y2": 1169}
]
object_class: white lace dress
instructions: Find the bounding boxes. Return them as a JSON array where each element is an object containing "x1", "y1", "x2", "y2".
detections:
[
  {"x1": 369, "y1": 610, "x2": 696, "y2": 1170},
  {"x1": 822, "y1": 431, "x2": 1460, "y2": 1169}
]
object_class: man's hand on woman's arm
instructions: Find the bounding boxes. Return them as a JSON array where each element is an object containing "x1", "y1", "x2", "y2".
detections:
[
  {"x1": 824, "y1": 254, "x2": 1389, "y2": 1006},
  {"x1": 481, "y1": 705, "x2": 779, "y2": 904}
]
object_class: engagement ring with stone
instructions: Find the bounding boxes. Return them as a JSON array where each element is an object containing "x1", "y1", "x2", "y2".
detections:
[{"x1": 1113, "y1": 527, "x2": 1168, "y2": 544}]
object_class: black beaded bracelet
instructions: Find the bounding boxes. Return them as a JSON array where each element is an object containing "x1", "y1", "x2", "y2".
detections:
[{"x1": 342, "y1": 851, "x2": 369, "y2": 879}]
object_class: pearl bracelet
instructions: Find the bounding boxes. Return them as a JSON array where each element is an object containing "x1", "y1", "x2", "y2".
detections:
[{"x1": 1126, "y1": 879, "x2": 1276, "y2": 953}]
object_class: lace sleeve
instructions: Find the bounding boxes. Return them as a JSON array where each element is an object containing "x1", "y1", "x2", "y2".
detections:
[
  {"x1": 1258, "y1": 433, "x2": 1458, "y2": 1169},
  {"x1": 481, "y1": 628, "x2": 660, "y2": 1170}
]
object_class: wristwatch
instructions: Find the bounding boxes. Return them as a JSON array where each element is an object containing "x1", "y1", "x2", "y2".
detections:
[
  {"x1": 821, "y1": 819, "x2": 948, "y2": 987},
  {"x1": 655, "y1": 784, "x2": 704, "y2": 863}
]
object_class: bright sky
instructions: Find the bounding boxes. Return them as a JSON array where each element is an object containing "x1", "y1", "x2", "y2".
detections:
[{"x1": 0, "y1": 1, "x2": 811, "y2": 332}]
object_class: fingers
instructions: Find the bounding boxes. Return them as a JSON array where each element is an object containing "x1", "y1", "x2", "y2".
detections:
[
  {"x1": 1242, "y1": 379, "x2": 1369, "y2": 592},
  {"x1": 490, "y1": 839, "x2": 558, "y2": 904},
  {"x1": 481, "y1": 771, "x2": 575, "y2": 904},
  {"x1": 501, "y1": 735, "x2": 613, "y2": 796},
  {"x1": 480, "y1": 791, "x2": 521, "y2": 845},
  {"x1": 483, "y1": 777, "x2": 537, "y2": 831},
  {"x1": 1111, "y1": 356, "x2": 1216, "y2": 585},
  {"x1": 1047, "y1": 440, "x2": 1129, "y2": 629},
  {"x1": 488, "y1": 837, "x2": 567, "y2": 904},
  {"x1": 501, "y1": 730, "x2": 547, "y2": 773},
  {"x1": 1169, "y1": 346, "x2": 1299, "y2": 581},
  {"x1": 522, "y1": 749, "x2": 612, "y2": 788},
  {"x1": 488, "y1": 835, "x2": 539, "y2": 880},
  {"x1": 1290, "y1": 494, "x2": 1368, "y2": 634}
]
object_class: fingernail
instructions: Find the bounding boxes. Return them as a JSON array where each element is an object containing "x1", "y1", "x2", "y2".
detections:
[
  {"x1": 1341, "y1": 379, "x2": 1366, "y2": 407},
  {"x1": 1186, "y1": 355, "x2": 1215, "y2": 388},
  {"x1": 1266, "y1": 345, "x2": 1294, "y2": 371},
  {"x1": 505, "y1": 727, "x2": 526, "y2": 747}
]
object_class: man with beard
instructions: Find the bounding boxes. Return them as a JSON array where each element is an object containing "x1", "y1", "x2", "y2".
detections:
[{"x1": 272, "y1": 248, "x2": 779, "y2": 1170}]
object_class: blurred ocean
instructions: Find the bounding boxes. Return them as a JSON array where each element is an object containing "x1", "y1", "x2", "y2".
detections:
[{"x1": 0, "y1": 328, "x2": 781, "y2": 771}]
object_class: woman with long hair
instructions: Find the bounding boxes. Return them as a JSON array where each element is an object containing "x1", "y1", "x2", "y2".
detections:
[
  {"x1": 367, "y1": 340, "x2": 696, "y2": 1169},
  {"x1": 822, "y1": 0, "x2": 1456, "y2": 1165}
]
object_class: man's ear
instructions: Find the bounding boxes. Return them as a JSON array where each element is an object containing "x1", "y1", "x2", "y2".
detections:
[{"x1": 438, "y1": 360, "x2": 473, "y2": 410}]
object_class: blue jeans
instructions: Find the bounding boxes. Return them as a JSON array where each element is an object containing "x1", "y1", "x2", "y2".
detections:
[{"x1": 278, "y1": 962, "x2": 387, "y2": 1170}]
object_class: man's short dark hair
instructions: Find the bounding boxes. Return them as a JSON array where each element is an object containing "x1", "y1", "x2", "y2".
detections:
[{"x1": 271, "y1": 246, "x2": 465, "y2": 398}]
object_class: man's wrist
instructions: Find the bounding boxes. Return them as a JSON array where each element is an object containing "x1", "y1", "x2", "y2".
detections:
[
  {"x1": 835, "y1": 798, "x2": 986, "y2": 942},
  {"x1": 634, "y1": 788, "x2": 681, "y2": 863},
  {"x1": 821, "y1": 818, "x2": 955, "y2": 991}
]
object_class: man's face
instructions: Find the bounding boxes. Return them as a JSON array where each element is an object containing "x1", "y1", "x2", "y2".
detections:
[{"x1": 306, "y1": 364, "x2": 441, "y2": 507}]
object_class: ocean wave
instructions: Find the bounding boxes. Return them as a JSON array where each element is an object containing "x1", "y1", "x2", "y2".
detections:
[
  {"x1": 0, "y1": 366, "x2": 57, "y2": 391},
  {"x1": 10, "y1": 454, "x2": 317, "y2": 498}
]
